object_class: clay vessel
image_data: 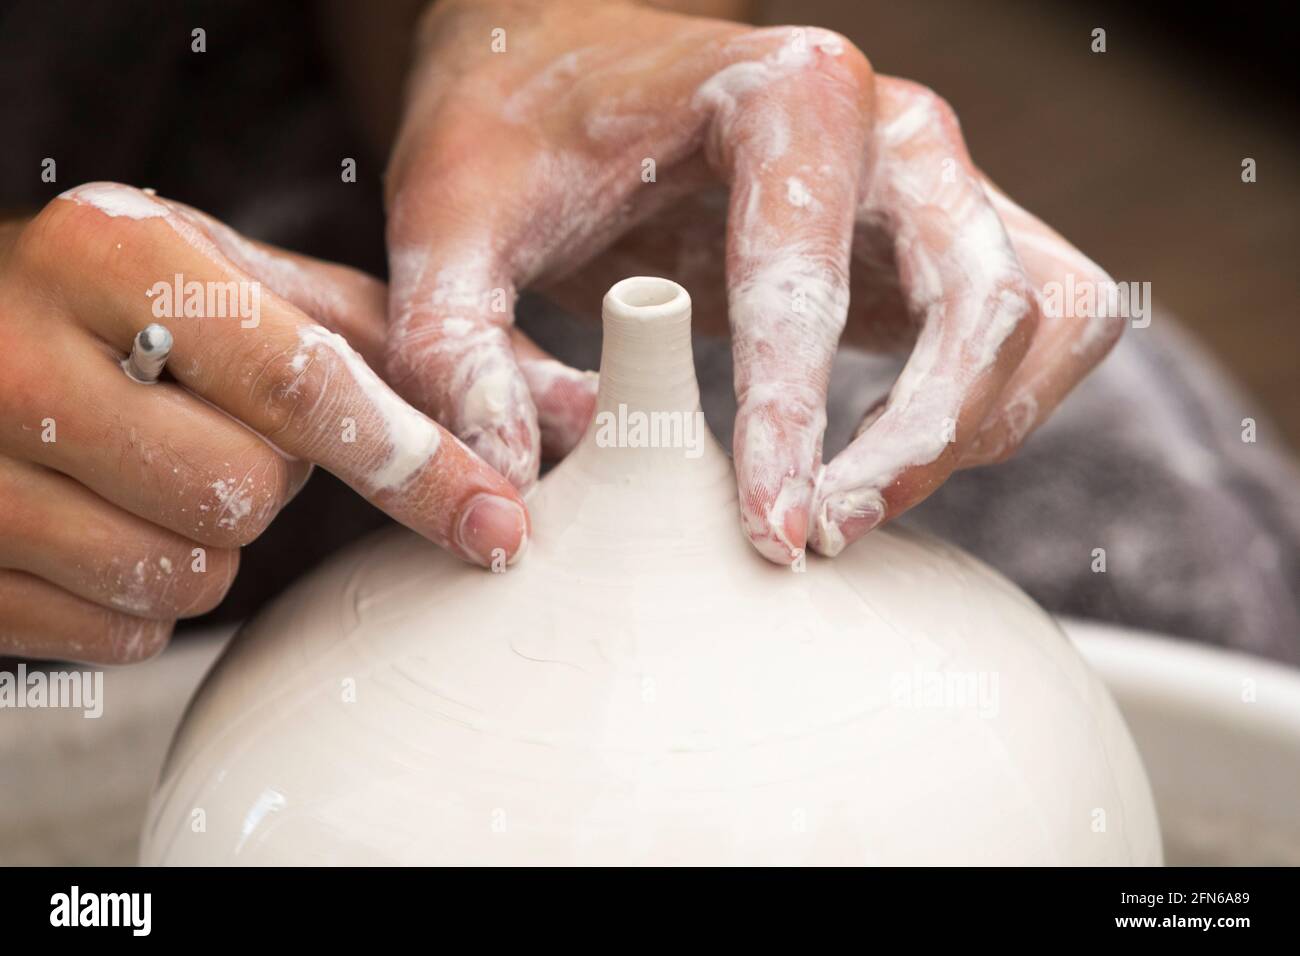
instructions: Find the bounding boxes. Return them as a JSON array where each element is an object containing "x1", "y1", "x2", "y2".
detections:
[{"x1": 142, "y1": 277, "x2": 1161, "y2": 865}]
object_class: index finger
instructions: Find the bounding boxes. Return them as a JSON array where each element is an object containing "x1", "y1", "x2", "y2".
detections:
[{"x1": 47, "y1": 183, "x2": 528, "y2": 568}]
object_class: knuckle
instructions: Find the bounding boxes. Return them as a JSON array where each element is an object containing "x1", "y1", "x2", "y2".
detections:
[
  {"x1": 1092, "y1": 269, "x2": 1127, "y2": 343},
  {"x1": 200, "y1": 451, "x2": 289, "y2": 546},
  {"x1": 1005, "y1": 272, "x2": 1040, "y2": 332},
  {"x1": 12, "y1": 202, "x2": 74, "y2": 274},
  {"x1": 977, "y1": 271, "x2": 1039, "y2": 368},
  {"x1": 18, "y1": 183, "x2": 153, "y2": 275},
  {"x1": 890, "y1": 80, "x2": 962, "y2": 142},
  {"x1": 998, "y1": 441, "x2": 1025, "y2": 464},
  {"x1": 816, "y1": 30, "x2": 873, "y2": 83},
  {"x1": 982, "y1": 394, "x2": 1039, "y2": 465},
  {"x1": 877, "y1": 79, "x2": 964, "y2": 155},
  {"x1": 98, "y1": 543, "x2": 240, "y2": 619},
  {"x1": 103, "y1": 613, "x2": 173, "y2": 664},
  {"x1": 1092, "y1": 306, "x2": 1128, "y2": 353},
  {"x1": 94, "y1": 557, "x2": 155, "y2": 619},
  {"x1": 383, "y1": 327, "x2": 433, "y2": 394},
  {"x1": 240, "y1": 336, "x2": 333, "y2": 448},
  {"x1": 0, "y1": 349, "x2": 35, "y2": 425},
  {"x1": 0, "y1": 315, "x2": 55, "y2": 435},
  {"x1": 896, "y1": 79, "x2": 958, "y2": 126},
  {"x1": 736, "y1": 379, "x2": 827, "y2": 433},
  {"x1": 920, "y1": 88, "x2": 960, "y2": 129},
  {"x1": 1100, "y1": 313, "x2": 1127, "y2": 350},
  {"x1": 0, "y1": 462, "x2": 36, "y2": 542},
  {"x1": 979, "y1": 435, "x2": 1023, "y2": 466},
  {"x1": 753, "y1": 26, "x2": 873, "y2": 86},
  {"x1": 384, "y1": 323, "x2": 488, "y2": 418},
  {"x1": 177, "y1": 546, "x2": 239, "y2": 617},
  {"x1": 1074, "y1": 266, "x2": 1128, "y2": 360}
]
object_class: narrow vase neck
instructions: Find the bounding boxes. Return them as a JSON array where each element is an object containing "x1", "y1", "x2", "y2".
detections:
[{"x1": 564, "y1": 276, "x2": 728, "y2": 484}]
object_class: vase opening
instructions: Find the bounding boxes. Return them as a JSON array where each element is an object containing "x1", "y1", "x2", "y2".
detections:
[{"x1": 605, "y1": 276, "x2": 689, "y2": 316}]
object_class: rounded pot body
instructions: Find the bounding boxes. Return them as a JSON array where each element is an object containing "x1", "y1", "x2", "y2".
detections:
[{"x1": 142, "y1": 278, "x2": 1160, "y2": 865}]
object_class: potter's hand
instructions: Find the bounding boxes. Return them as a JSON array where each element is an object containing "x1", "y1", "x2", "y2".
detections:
[
  {"x1": 0, "y1": 184, "x2": 528, "y2": 664},
  {"x1": 389, "y1": 0, "x2": 862, "y2": 491},
  {"x1": 386, "y1": 0, "x2": 1121, "y2": 561}
]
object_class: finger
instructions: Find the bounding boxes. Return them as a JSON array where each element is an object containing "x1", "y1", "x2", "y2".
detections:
[
  {"x1": 960, "y1": 181, "x2": 1125, "y2": 465},
  {"x1": 35, "y1": 184, "x2": 528, "y2": 567},
  {"x1": 707, "y1": 31, "x2": 873, "y2": 563},
  {"x1": 810, "y1": 80, "x2": 1038, "y2": 556},
  {"x1": 165, "y1": 204, "x2": 597, "y2": 465},
  {"x1": 510, "y1": 328, "x2": 598, "y2": 460},
  {"x1": 172, "y1": 201, "x2": 597, "y2": 464},
  {"x1": 0, "y1": 317, "x2": 310, "y2": 549},
  {"x1": 165, "y1": 202, "x2": 390, "y2": 366},
  {"x1": 0, "y1": 569, "x2": 173, "y2": 665},
  {"x1": 849, "y1": 392, "x2": 889, "y2": 440},
  {"x1": 381, "y1": 23, "x2": 725, "y2": 489},
  {"x1": 0, "y1": 455, "x2": 238, "y2": 619},
  {"x1": 385, "y1": 189, "x2": 540, "y2": 490}
]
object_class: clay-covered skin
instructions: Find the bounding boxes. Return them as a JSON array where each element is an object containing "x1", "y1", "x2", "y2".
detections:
[
  {"x1": 0, "y1": 185, "x2": 527, "y2": 664},
  {"x1": 384, "y1": 0, "x2": 1124, "y2": 565},
  {"x1": 142, "y1": 279, "x2": 1160, "y2": 866}
]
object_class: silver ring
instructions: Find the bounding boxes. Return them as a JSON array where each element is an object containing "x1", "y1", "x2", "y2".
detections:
[{"x1": 122, "y1": 323, "x2": 173, "y2": 384}]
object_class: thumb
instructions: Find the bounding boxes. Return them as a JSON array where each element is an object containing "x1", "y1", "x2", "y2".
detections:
[{"x1": 385, "y1": 232, "x2": 540, "y2": 491}]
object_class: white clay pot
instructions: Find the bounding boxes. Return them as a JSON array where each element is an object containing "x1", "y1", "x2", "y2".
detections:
[{"x1": 142, "y1": 277, "x2": 1161, "y2": 865}]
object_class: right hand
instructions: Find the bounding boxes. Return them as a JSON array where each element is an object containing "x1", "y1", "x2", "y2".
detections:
[
  {"x1": 383, "y1": 1, "x2": 1119, "y2": 567},
  {"x1": 0, "y1": 183, "x2": 529, "y2": 664}
]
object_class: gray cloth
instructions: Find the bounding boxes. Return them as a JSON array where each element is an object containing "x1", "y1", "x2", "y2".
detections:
[{"x1": 521, "y1": 301, "x2": 1300, "y2": 665}]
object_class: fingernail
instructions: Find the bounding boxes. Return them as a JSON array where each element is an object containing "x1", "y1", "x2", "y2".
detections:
[
  {"x1": 746, "y1": 488, "x2": 809, "y2": 564},
  {"x1": 814, "y1": 490, "x2": 885, "y2": 557},
  {"x1": 777, "y1": 505, "x2": 809, "y2": 559},
  {"x1": 456, "y1": 493, "x2": 529, "y2": 568}
]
